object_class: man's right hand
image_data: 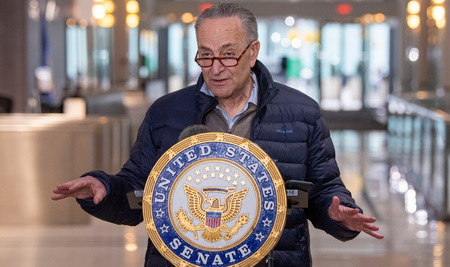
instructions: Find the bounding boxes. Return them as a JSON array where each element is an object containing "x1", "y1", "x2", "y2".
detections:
[{"x1": 51, "y1": 176, "x2": 106, "y2": 204}]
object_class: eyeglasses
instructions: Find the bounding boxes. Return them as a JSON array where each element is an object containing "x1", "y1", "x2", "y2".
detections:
[{"x1": 194, "y1": 42, "x2": 253, "y2": 67}]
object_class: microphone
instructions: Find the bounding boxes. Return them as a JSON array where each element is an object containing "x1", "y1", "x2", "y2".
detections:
[{"x1": 178, "y1": 124, "x2": 211, "y2": 141}]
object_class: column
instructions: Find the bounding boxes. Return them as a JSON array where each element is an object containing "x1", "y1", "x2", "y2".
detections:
[
  {"x1": 442, "y1": 0, "x2": 450, "y2": 91},
  {"x1": 112, "y1": 0, "x2": 129, "y2": 87}
]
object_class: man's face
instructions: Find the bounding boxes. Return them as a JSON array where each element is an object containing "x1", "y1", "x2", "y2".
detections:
[{"x1": 195, "y1": 17, "x2": 260, "y2": 101}]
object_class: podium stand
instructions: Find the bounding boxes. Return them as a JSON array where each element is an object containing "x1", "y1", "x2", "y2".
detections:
[{"x1": 127, "y1": 132, "x2": 313, "y2": 266}]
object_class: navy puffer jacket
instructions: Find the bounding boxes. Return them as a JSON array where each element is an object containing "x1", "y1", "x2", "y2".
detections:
[{"x1": 78, "y1": 61, "x2": 360, "y2": 267}]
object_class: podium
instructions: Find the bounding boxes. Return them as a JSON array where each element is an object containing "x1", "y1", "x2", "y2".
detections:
[{"x1": 128, "y1": 132, "x2": 312, "y2": 266}]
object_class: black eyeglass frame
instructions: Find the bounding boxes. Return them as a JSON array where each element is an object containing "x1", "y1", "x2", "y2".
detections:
[{"x1": 194, "y1": 42, "x2": 253, "y2": 67}]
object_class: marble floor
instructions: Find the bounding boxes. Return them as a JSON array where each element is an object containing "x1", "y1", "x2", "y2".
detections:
[{"x1": 1, "y1": 130, "x2": 449, "y2": 267}]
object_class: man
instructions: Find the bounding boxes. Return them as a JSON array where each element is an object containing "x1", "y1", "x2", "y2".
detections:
[{"x1": 52, "y1": 3, "x2": 383, "y2": 266}]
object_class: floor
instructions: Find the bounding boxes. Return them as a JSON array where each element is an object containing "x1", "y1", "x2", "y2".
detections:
[
  {"x1": 1, "y1": 130, "x2": 449, "y2": 267},
  {"x1": 311, "y1": 130, "x2": 450, "y2": 267}
]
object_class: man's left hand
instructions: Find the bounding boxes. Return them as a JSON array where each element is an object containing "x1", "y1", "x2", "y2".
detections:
[{"x1": 328, "y1": 196, "x2": 384, "y2": 239}]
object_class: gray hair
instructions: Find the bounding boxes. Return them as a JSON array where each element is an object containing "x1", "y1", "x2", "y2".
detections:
[{"x1": 195, "y1": 2, "x2": 258, "y2": 42}]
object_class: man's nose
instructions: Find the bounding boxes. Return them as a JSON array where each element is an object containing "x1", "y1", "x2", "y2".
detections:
[{"x1": 210, "y1": 58, "x2": 226, "y2": 74}]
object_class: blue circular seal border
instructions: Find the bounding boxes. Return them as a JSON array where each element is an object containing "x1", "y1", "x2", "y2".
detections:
[{"x1": 143, "y1": 132, "x2": 287, "y2": 267}]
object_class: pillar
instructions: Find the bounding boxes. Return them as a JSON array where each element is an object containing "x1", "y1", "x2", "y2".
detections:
[{"x1": 442, "y1": 0, "x2": 450, "y2": 91}]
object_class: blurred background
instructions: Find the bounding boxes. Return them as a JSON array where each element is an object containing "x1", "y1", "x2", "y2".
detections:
[{"x1": 0, "y1": 0, "x2": 450, "y2": 266}]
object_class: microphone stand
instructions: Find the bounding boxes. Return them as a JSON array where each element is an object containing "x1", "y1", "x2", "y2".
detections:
[
  {"x1": 264, "y1": 180, "x2": 312, "y2": 266},
  {"x1": 267, "y1": 250, "x2": 274, "y2": 267}
]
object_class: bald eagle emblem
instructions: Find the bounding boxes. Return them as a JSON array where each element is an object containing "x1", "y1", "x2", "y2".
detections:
[{"x1": 176, "y1": 184, "x2": 249, "y2": 243}]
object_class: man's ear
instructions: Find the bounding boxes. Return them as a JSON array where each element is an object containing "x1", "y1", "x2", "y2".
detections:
[{"x1": 249, "y1": 41, "x2": 260, "y2": 67}]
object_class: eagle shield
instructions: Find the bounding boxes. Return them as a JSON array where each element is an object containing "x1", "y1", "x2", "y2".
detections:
[{"x1": 205, "y1": 211, "x2": 221, "y2": 228}]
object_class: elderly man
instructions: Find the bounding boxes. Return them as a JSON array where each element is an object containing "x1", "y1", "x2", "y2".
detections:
[{"x1": 53, "y1": 3, "x2": 383, "y2": 266}]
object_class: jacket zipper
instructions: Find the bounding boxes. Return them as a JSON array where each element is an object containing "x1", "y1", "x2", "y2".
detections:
[{"x1": 229, "y1": 105, "x2": 257, "y2": 134}]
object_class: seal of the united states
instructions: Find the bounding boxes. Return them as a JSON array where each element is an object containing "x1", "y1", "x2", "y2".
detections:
[{"x1": 143, "y1": 132, "x2": 286, "y2": 266}]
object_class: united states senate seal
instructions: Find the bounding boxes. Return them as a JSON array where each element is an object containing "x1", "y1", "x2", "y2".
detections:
[{"x1": 143, "y1": 132, "x2": 287, "y2": 267}]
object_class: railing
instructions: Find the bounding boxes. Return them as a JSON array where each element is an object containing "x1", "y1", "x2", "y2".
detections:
[{"x1": 388, "y1": 93, "x2": 450, "y2": 220}]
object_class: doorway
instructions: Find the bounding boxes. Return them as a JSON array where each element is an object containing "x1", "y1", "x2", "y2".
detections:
[{"x1": 320, "y1": 22, "x2": 390, "y2": 111}]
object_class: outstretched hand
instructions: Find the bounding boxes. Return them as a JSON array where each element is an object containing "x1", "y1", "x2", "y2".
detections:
[
  {"x1": 51, "y1": 176, "x2": 106, "y2": 204},
  {"x1": 328, "y1": 196, "x2": 384, "y2": 239}
]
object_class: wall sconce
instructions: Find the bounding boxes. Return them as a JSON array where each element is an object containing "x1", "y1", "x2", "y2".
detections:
[
  {"x1": 430, "y1": 0, "x2": 446, "y2": 29},
  {"x1": 406, "y1": 0, "x2": 421, "y2": 29},
  {"x1": 126, "y1": 0, "x2": 140, "y2": 28},
  {"x1": 92, "y1": 0, "x2": 115, "y2": 28},
  {"x1": 181, "y1": 12, "x2": 194, "y2": 24}
]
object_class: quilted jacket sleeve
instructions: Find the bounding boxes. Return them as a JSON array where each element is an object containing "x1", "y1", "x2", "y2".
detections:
[
  {"x1": 305, "y1": 113, "x2": 360, "y2": 241},
  {"x1": 76, "y1": 108, "x2": 158, "y2": 226}
]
